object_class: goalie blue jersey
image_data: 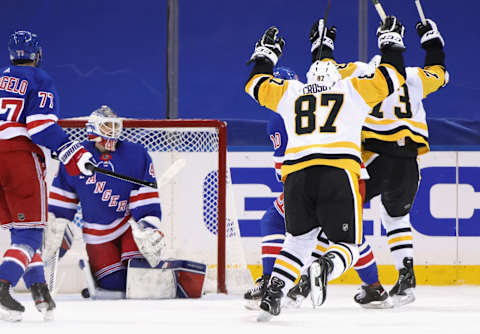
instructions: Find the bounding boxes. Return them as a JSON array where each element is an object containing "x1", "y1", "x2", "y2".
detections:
[
  {"x1": 48, "y1": 140, "x2": 162, "y2": 244},
  {"x1": 0, "y1": 65, "x2": 70, "y2": 154},
  {"x1": 267, "y1": 112, "x2": 288, "y2": 182}
]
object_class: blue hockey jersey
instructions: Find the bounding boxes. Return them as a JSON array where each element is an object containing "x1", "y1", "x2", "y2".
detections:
[
  {"x1": 266, "y1": 112, "x2": 288, "y2": 182},
  {"x1": 48, "y1": 140, "x2": 162, "y2": 244},
  {"x1": 0, "y1": 65, "x2": 70, "y2": 154}
]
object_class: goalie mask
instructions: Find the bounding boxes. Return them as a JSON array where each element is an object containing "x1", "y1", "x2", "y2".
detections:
[
  {"x1": 86, "y1": 105, "x2": 122, "y2": 151},
  {"x1": 306, "y1": 60, "x2": 341, "y2": 87}
]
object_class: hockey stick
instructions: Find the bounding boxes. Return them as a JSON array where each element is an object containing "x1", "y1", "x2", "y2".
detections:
[
  {"x1": 414, "y1": 0, "x2": 427, "y2": 25},
  {"x1": 371, "y1": 0, "x2": 387, "y2": 23},
  {"x1": 85, "y1": 163, "x2": 157, "y2": 189},
  {"x1": 317, "y1": 0, "x2": 332, "y2": 58}
]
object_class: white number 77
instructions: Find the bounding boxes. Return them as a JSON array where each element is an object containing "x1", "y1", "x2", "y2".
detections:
[{"x1": 38, "y1": 91, "x2": 54, "y2": 108}]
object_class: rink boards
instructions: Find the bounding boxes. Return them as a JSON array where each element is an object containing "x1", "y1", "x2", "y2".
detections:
[{"x1": 229, "y1": 150, "x2": 480, "y2": 285}]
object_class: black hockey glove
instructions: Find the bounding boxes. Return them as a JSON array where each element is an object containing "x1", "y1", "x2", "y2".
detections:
[
  {"x1": 377, "y1": 16, "x2": 405, "y2": 51},
  {"x1": 416, "y1": 19, "x2": 444, "y2": 49},
  {"x1": 309, "y1": 19, "x2": 336, "y2": 54},
  {"x1": 248, "y1": 26, "x2": 285, "y2": 66}
]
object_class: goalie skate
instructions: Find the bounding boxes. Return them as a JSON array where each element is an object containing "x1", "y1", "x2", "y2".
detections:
[
  {"x1": 389, "y1": 257, "x2": 416, "y2": 307},
  {"x1": 354, "y1": 283, "x2": 393, "y2": 309},
  {"x1": 0, "y1": 281, "x2": 24, "y2": 322},
  {"x1": 30, "y1": 282, "x2": 56, "y2": 321}
]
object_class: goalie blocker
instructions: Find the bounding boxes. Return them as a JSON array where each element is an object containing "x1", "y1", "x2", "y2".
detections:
[{"x1": 126, "y1": 258, "x2": 207, "y2": 299}]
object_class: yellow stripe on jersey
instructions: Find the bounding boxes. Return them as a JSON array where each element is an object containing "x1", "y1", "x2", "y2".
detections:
[
  {"x1": 281, "y1": 158, "x2": 360, "y2": 182},
  {"x1": 316, "y1": 244, "x2": 328, "y2": 253},
  {"x1": 364, "y1": 117, "x2": 428, "y2": 131},
  {"x1": 418, "y1": 65, "x2": 447, "y2": 98},
  {"x1": 244, "y1": 73, "x2": 289, "y2": 112},
  {"x1": 321, "y1": 58, "x2": 358, "y2": 79},
  {"x1": 361, "y1": 128, "x2": 430, "y2": 155},
  {"x1": 284, "y1": 141, "x2": 361, "y2": 155},
  {"x1": 350, "y1": 64, "x2": 405, "y2": 108}
]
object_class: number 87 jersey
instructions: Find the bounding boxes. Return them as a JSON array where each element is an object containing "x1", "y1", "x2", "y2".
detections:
[{"x1": 245, "y1": 61, "x2": 405, "y2": 182}]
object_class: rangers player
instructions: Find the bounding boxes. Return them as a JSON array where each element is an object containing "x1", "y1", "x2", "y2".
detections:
[{"x1": 0, "y1": 30, "x2": 94, "y2": 322}]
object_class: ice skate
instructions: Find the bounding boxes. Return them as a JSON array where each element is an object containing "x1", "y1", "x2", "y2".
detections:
[
  {"x1": 389, "y1": 257, "x2": 416, "y2": 307},
  {"x1": 0, "y1": 280, "x2": 24, "y2": 322},
  {"x1": 257, "y1": 276, "x2": 284, "y2": 322},
  {"x1": 30, "y1": 282, "x2": 56, "y2": 321},
  {"x1": 284, "y1": 274, "x2": 310, "y2": 308},
  {"x1": 244, "y1": 274, "x2": 270, "y2": 310},
  {"x1": 354, "y1": 283, "x2": 394, "y2": 309},
  {"x1": 309, "y1": 254, "x2": 333, "y2": 307}
]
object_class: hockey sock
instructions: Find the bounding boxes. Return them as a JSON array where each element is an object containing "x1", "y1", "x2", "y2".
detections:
[
  {"x1": 23, "y1": 251, "x2": 46, "y2": 289},
  {"x1": 97, "y1": 268, "x2": 127, "y2": 291},
  {"x1": 325, "y1": 242, "x2": 359, "y2": 282},
  {"x1": 0, "y1": 244, "x2": 33, "y2": 286},
  {"x1": 380, "y1": 204, "x2": 413, "y2": 271},
  {"x1": 354, "y1": 237, "x2": 379, "y2": 285},
  {"x1": 271, "y1": 228, "x2": 319, "y2": 294},
  {"x1": 259, "y1": 203, "x2": 286, "y2": 276},
  {"x1": 0, "y1": 228, "x2": 42, "y2": 286}
]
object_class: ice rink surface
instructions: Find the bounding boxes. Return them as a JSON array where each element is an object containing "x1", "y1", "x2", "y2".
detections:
[{"x1": 3, "y1": 285, "x2": 480, "y2": 334}]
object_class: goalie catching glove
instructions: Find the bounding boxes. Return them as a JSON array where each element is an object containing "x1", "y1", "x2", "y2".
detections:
[
  {"x1": 377, "y1": 16, "x2": 405, "y2": 51},
  {"x1": 130, "y1": 216, "x2": 166, "y2": 268},
  {"x1": 248, "y1": 26, "x2": 285, "y2": 66}
]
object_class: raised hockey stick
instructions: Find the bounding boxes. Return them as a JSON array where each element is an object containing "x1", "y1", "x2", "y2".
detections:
[
  {"x1": 156, "y1": 158, "x2": 187, "y2": 189},
  {"x1": 371, "y1": 0, "x2": 387, "y2": 22},
  {"x1": 317, "y1": 0, "x2": 332, "y2": 57},
  {"x1": 414, "y1": 0, "x2": 427, "y2": 24}
]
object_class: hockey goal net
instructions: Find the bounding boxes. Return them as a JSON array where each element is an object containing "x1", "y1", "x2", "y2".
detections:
[{"x1": 46, "y1": 118, "x2": 252, "y2": 294}]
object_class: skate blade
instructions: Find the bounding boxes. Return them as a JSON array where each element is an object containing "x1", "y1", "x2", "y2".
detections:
[
  {"x1": 0, "y1": 309, "x2": 23, "y2": 322},
  {"x1": 283, "y1": 295, "x2": 305, "y2": 309},
  {"x1": 244, "y1": 299, "x2": 260, "y2": 311},
  {"x1": 360, "y1": 298, "x2": 394, "y2": 309},
  {"x1": 257, "y1": 310, "x2": 274, "y2": 322},
  {"x1": 309, "y1": 263, "x2": 323, "y2": 308},
  {"x1": 391, "y1": 292, "x2": 415, "y2": 307}
]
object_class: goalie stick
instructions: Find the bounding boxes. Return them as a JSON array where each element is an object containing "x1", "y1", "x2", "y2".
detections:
[
  {"x1": 85, "y1": 163, "x2": 157, "y2": 189},
  {"x1": 371, "y1": 0, "x2": 387, "y2": 23},
  {"x1": 414, "y1": 0, "x2": 427, "y2": 25}
]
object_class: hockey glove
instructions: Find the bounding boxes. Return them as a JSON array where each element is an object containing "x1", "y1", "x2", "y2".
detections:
[
  {"x1": 416, "y1": 19, "x2": 444, "y2": 49},
  {"x1": 377, "y1": 16, "x2": 405, "y2": 51},
  {"x1": 130, "y1": 216, "x2": 166, "y2": 268},
  {"x1": 309, "y1": 19, "x2": 336, "y2": 53},
  {"x1": 249, "y1": 26, "x2": 285, "y2": 66},
  {"x1": 57, "y1": 141, "x2": 94, "y2": 176}
]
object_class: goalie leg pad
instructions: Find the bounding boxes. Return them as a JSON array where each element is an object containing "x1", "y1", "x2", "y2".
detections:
[{"x1": 126, "y1": 259, "x2": 206, "y2": 299}]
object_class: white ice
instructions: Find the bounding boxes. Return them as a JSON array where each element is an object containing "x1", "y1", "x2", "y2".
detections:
[{"x1": 2, "y1": 285, "x2": 480, "y2": 334}]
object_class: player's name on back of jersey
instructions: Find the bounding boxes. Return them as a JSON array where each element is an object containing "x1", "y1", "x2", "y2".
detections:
[
  {"x1": 302, "y1": 83, "x2": 331, "y2": 95},
  {"x1": 0, "y1": 75, "x2": 28, "y2": 95}
]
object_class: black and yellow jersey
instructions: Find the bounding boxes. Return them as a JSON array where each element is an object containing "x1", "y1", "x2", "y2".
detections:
[{"x1": 245, "y1": 62, "x2": 405, "y2": 181}]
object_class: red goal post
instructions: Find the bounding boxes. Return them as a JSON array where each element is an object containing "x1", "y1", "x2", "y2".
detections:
[{"x1": 55, "y1": 118, "x2": 251, "y2": 294}]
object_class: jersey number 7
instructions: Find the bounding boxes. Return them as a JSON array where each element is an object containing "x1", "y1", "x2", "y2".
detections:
[{"x1": 294, "y1": 93, "x2": 344, "y2": 135}]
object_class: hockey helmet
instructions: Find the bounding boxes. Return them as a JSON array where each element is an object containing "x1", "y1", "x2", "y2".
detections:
[
  {"x1": 8, "y1": 30, "x2": 42, "y2": 65},
  {"x1": 86, "y1": 105, "x2": 123, "y2": 151},
  {"x1": 273, "y1": 66, "x2": 299, "y2": 80},
  {"x1": 306, "y1": 60, "x2": 340, "y2": 87}
]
